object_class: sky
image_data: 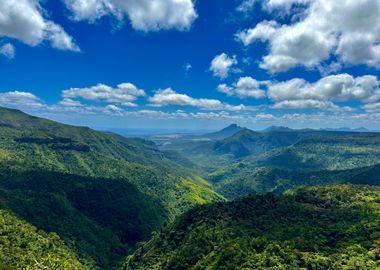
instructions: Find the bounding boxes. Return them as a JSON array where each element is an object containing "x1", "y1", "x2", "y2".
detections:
[{"x1": 0, "y1": 0, "x2": 380, "y2": 130}]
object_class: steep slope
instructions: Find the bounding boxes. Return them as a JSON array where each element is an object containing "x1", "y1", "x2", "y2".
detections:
[
  {"x1": 213, "y1": 128, "x2": 302, "y2": 158},
  {"x1": 126, "y1": 185, "x2": 380, "y2": 270},
  {"x1": 209, "y1": 163, "x2": 380, "y2": 200},
  {"x1": 255, "y1": 134, "x2": 380, "y2": 171},
  {"x1": 202, "y1": 124, "x2": 244, "y2": 140},
  {"x1": 0, "y1": 107, "x2": 222, "y2": 214},
  {"x1": 0, "y1": 170, "x2": 167, "y2": 269},
  {"x1": 0, "y1": 107, "x2": 223, "y2": 268},
  {"x1": 0, "y1": 209, "x2": 85, "y2": 270}
]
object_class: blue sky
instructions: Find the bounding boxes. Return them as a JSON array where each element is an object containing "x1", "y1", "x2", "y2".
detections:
[{"x1": 0, "y1": 0, "x2": 380, "y2": 130}]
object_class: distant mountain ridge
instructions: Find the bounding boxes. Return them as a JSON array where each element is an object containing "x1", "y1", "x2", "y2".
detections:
[{"x1": 201, "y1": 124, "x2": 244, "y2": 140}]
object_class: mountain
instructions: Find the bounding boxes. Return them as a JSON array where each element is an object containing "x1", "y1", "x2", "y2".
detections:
[
  {"x1": 0, "y1": 107, "x2": 223, "y2": 269},
  {"x1": 213, "y1": 128, "x2": 303, "y2": 158},
  {"x1": 262, "y1": 126, "x2": 294, "y2": 132},
  {"x1": 321, "y1": 127, "x2": 371, "y2": 132},
  {"x1": 0, "y1": 208, "x2": 85, "y2": 269},
  {"x1": 158, "y1": 125, "x2": 380, "y2": 171},
  {"x1": 254, "y1": 133, "x2": 380, "y2": 171},
  {"x1": 202, "y1": 124, "x2": 244, "y2": 140},
  {"x1": 126, "y1": 185, "x2": 380, "y2": 270},
  {"x1": 209, "y1": 163, "x2": 380, "y2": 200}
]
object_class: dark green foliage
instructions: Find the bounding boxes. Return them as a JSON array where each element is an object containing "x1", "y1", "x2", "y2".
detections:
[
  {"x1": 126, "y1": 185, "x2": 380, "y2": 270},
  {"x1": 0, "y1": 107, "x2": 222, "y2": 269},
  {"x1": 255, "y1": 134, "x2": 380, "y2": 171},
  {"x1": 0, "y1": 170, "x2": 169, "y2": 269},
  {"x1": 0, "y1": 208, "x2": 86, "y2": 269},
  {"x1": 209, "y1": 163, "x2": 380, "y2": 200}
]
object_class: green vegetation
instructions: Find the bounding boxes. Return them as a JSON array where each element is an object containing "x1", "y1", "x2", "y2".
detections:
[
  {"x1": 208, "y1": 163, "x2": 380, "y2": 200},
  {"x1": 0, "y1": 170, "x2": 168, "y2": 268},
  {"x1": 255, "y1": 135, "x2": 380, "y2": 171},
  {"x1": 126, "y1": 185, "x2": 380, "y2": 270},
  {"x1": 0, "y1": 107, "x2": 222, "y2": 269},
  {"x1": 0, "y1": 208, "x2": 85, "y2": 270},
  {"x1": 1, "y1": 109, "x2": 380, "y2": 269}
]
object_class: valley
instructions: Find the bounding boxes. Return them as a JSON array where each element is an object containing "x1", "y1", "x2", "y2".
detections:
[{"x1": 0, "y1": 107, "x2": 379, "y2": 269}]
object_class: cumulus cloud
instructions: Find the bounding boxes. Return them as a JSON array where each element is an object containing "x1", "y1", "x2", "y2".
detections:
[
  {"x1": 237, "y1": 0, "x2": 380, "y2": 72},
  {"x1": 266, "y1": 73, "x2": 380, "y2": 110},
  {"x1": 62, "y1": 82, "x2": 146, "y2": 106},
  {"x1": 268, "y1": 74, "x2": 379, "y2": 103},
  {"x1": 236, "y1": 0, "x2": 257, "y2": 13},
  {"x1": 148, "y1": 88, "x2": 256, "y2": 111},
  {"x1": 0, "y1": 91, "x2": 45, "y2": 110},
  {"x1": 64, "y1": 0, "x2": 197, "y2": 31},
  {"x1": 0, "y1": 43, "x2": 15, "y2": 59},
  {"x1": 263, "y1": 0, "x2": 310, "y2": 11},
  {"x1": 272, "y1": 100, "x2": 342, "y2": 111},
  {"x1": 218, "y1": 77, "x2": 266, "y2": 99},
  {"x1": 0, "y1": 0, "x2": 79, "y2": 51},
  {"x1": 236, "y1": 20, "x2": 279, "y2": 46},
  {"x1": 210, "y1": 53, "x2": 238, "y2": 79},
  {"x1": 220, "y1": 73, "x2": 380, "y2": 110},
  {"x1": 363, "y1": 102, "x2": 380, "y2": 112}
]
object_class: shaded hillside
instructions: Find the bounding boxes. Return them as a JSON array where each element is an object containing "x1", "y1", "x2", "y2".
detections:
[
  {"x1": 255, "y1": 134, "x2": 380, "y2": 171},
  {"x1": 0, "y1": 107, "x2": 223, "y2": 268},
  {"x1": 213, "y1": 129, "x2": 301, "y2": 158},
  {"x1": 202, "y1": 124, "x2": 243, "y2": 140},
  {"x1": 126, "y1": 185, "x2": 380, "y2": 270},
  {"x1": 209, "y1": 163, "x2": 380, "y2": 200},
  {"x1": 158, "y1": 125, "x2": 380, "y2": 171},
  {"x1": 0, "y1": 107, "x2": 222, "y2": 215},
  {"x1": 0, "y1": 169, "x2": 169, "y2": 269},
  {"x1": 0, "y1": 209, "x2": 85, "y2": 270}
]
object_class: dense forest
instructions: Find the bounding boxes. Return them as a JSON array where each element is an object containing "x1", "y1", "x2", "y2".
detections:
[
  {"x1": 0, "y1": 107, "x2": 380, "y2": 269},
  {"x1": 126, "y1": 185, "x2": 380, "y2": 270},
  {"x1": 0, "y1": 107, "x2": 222, "y2": 269}
]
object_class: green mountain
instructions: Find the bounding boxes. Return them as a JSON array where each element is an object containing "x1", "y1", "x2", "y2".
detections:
[
  {"x1": 158, "y1": 125, "x2": 380, "y2": 199},
  {"x1": 209, "y1": 163, "x2": 380, "y2": 200},
  {"x1": 254, "y1": 134, "x2": 380, "y2": 171},
  {"x1": 0, "y1": 208, "x2": 86, "y2": 270},
  {"x1": 213, "y1": 128, "x2": 302, "y2": 158},
  {"x1": 126, "y1": 185, "x2": 380, "y2": 270},
  {"x1": 2, "y1": 109, "x2": 380, "y2": 269},
  {"x1": 0, "y1": 107, "x2": 222, "y2": 269},
  {"x1": 202, "y1": 124, "x2": 244, "y2": 140}
]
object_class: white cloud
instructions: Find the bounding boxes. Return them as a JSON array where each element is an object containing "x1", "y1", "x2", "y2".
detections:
[
  {"x1": 64, "y1": 0, "x2": 197, "y2": 31},
  {"x1": 218, "y1": 76, "x2": 266, "y2": 99},
  {"x1": 148, "y1": 88, "x2": 257, "y2": 111},
  {"x1": 217, "y1": 84, "x2": 234, "y2": 96},
  {"x1": 268, "y1": 74, "x2": 379, "y2": 103},
  {"x1": 237, "y1": 0, "x2": 380, "y2": 72},
  {"x1": 236, "y1": 0, "x2": 257, "y2": 13},
  {"x1": 363, "y1": 102, "x2": 380, "y2": 112},
  {"x1": 0, "y1": 0, "x2": 79, "y2": 51},
  {"x1": 184, "y1": 63, "x2": 192, "y2": 71},
  {"x1": 264, "y1": 0, "x2": 310, "y2": 11},
  {"x1": 62, "y1": 82, "x2": 146, "y2": 106},
  {"x1": 210, "y1": 53, "x2": 238, "y2": 79},
  {"x1": 236, "y1": 20, "x2": 279, "y2": 46},
  {"x1": 58, "y1": 98, "x2": 84, "y2": 107},
  {"x1": 0, "y1": 91, "x2": 45, "y2": 110},
  {"x1": 0, "y1": 43, "x2": 15, "y2": 59},
  {"x1": 272, "y1": 99, "x2": 341, "y2": 110}
]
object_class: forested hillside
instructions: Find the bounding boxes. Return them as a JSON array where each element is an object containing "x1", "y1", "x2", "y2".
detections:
[
  {"x1": 1, "y1": 108, "x2": 380, "y2": 269},
  {"x1": 0, "y1": 209, "x2": 86, "y2": 270},
  {"x1": 0, "y1": 107, "x2": 222, "y2": 269},
  {"x1": 126, "y1": 185, "x2": 380, "y2": 270}
]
